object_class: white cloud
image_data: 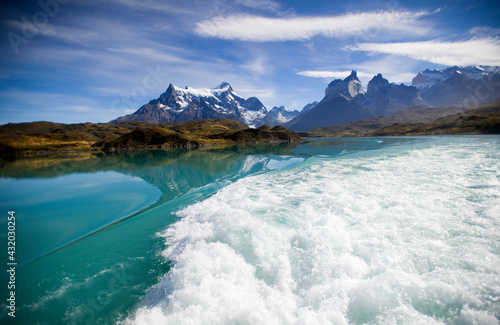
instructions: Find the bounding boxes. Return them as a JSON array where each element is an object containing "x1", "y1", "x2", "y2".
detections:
[
  {"x1": 194, "y1": 11, "x2": 431, "y2": 42},
  {"x1": 241, "y1": 57, "x2": 271, "y2": 77},
  {"x1": 297, "y1": 55, "x2": 423, "y2": 86},
  {"x1": 297, "y1": 70, "x2": 373, "y2": 79},
  {"x1": 347, "y1": 38, "x2": 500, "y2": 66},
  {"x1": 378, "y1": 72, "x2": 416, "y2": 84}
]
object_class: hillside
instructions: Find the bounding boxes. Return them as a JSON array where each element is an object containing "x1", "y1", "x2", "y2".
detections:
[
  {"x1": 368, "y1": 104, "x2": 500, "y2": 136},
  {"x1": 299, "y1": 103, "x2": 498, "y2": 137},
  {"x1": 0, "y1": 119, "x2": 301, "y2": 156}
]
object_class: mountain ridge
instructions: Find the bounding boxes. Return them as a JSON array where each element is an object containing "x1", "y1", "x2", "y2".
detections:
[
  {"x1": 111, "y1": 65, "x2": 500, "y2": 132},
  {"x1": 286, "y1": 65, "x2": 500, "y2": 131},
  {"x1": 112, "y1": 82, "x2": 299, "y2": 128}
]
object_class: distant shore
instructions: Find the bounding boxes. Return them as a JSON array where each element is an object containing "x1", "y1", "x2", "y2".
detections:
[
  {"x1": 298, "y1": 102, "x2": 500, "y2": 138},
  {"x1": 2, "y1": 102, "x2": 500, "y2": 157}
]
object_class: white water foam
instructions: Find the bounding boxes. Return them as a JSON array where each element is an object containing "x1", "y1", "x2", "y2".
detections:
[{"x1": 125, "y1": 137, "x2": 500, "y2": 325}]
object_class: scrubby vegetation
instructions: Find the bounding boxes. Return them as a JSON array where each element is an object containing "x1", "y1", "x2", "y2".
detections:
[
  {"x1": 368, "y1": 104, "x2": 500, "y2": 136},
  {"x1": 0, "y1": 119, "x2": 301, "y2": 156},
  {"x1": 299, "y1": 102, "x2": 500, "y2": 138}
]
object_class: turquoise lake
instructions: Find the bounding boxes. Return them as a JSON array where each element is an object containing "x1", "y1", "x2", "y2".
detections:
[{"x1": 0, "y1": 136, "x2": 499, "y2": 324}]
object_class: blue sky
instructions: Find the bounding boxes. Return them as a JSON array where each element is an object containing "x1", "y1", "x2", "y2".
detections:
[{"x1": 1, "y1": 0, "x2": 500, "y2": 124}]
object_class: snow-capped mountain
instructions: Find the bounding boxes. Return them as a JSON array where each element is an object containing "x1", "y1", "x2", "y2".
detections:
[
  {"x1": 412, "y1": 66, "x2": 500, "y2": 91},
  {"x1": 112, "y1": 82, "x2": 270, "y2": 127},
  {"x1": 412, "y1": 66, "x2": 500, "y2": 107},
  {"x1": 261, "y1": 106, "x2": 300, "y2": 126},
  {"x1": 112, "y1": 66, "x2": 500, "y2": 132}
]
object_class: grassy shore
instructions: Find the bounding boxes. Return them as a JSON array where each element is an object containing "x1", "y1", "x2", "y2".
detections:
[{"x1": 0, "y1": 119, "x2": 301, "y2": 156}]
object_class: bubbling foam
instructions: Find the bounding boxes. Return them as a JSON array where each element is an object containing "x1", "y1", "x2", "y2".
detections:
[{"x1": 125, "y1": 138, "x2": 500, "y2": 325}]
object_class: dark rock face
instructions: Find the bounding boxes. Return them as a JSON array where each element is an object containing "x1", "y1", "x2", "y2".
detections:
[
  {"x1": 365, "y1": 74, "x2": 429, "y2": 116},
  {"x1": 286, "y1": 96, "x2": 375, "y2": 131}
]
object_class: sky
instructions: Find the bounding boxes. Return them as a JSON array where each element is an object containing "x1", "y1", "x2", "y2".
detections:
[{"x1": 1, "y1": 0, "x2": 500, "y2": 124}]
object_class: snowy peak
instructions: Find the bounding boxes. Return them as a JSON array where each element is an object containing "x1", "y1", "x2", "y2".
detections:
[
  {"x1": 171, "y1": 84, "x2": 227, "y2": 99},
  {"x1": 215, "y1": 81, "x2": 233, "y2": 91},
  {"x1": 247, "y1": 105, "x2": 300, "y2": 127},
  {"x1": 412, "y1": 65, "x2": 500, "y2": 91},
  {"x1": 112, "y1": 82, "x2": 296, "y2": 128}
]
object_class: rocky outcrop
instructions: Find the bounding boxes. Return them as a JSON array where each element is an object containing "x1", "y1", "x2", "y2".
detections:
[
  {"x1": 325, "y1": 70, "x2": 365, "y2": 100},
  {"x1": 365, "y1": 74, "x2": 429, "y2": 116}
]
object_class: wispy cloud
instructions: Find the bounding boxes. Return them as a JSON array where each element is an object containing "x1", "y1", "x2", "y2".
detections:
[
  {"x1": 110, "y1": 47, "x2": 188, "y2": 63},
  {"x1": 108, "y1": 0, "x2": 283, "y2": 15},
  {"x1": 297, "y1": 70, "x2": 373, "y2": 79},
  {"x1": 346, "y1": 37, "x2": 500, "y2": 66},
  {"x1": 194, "y1": 11, "x2": 431, "y2": 42},
  {"x1": 106, "y1": 0, "x2": 200, "y2": 14},
  {"x1": 235, "y1": 0, "x2": 282, "y2": 12},
  {"x1": 468, "y1": 26, "x2": 500, "y2": 37}
]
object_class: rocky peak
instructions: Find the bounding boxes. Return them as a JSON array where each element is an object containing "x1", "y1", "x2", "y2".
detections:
[
  {"x1": 263, "y1": 106, "x2": 301, "y2": 126},
  {"x1": 268, "y1": 106, "x2": 286, "y2": 115},
  {"x1": 267, "y1": 106, "x2": 299, "y2": 117},
  {"x1": 302, "y1": 101, "x2": 318, "y2": 112},
  {"x1": 152, "y1": 83, "x2": 178, "y2": 106},
  {"x1": 325, "y1": 70, "x2": 365, "y2": 100},
  {"x1": 367, "y1": 74, "x2": 390, "y2": 98},
  {"x1": 345, "y1": 70, "x2": 360, "y2": 82},
  {"x1": 243, "y1": 97, "x2": 266, "y2": 112},
  {"x1": 215, "y1": 81, "x2": 233, "y2": 92}
]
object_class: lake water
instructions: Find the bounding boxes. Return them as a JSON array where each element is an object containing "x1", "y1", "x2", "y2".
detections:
[{"x1": 0, "y1": 136, "x2": 499, "y2": 324}]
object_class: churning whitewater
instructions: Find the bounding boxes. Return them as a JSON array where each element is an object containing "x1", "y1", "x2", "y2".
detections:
[{"x1": 125, "y1": 137, "x2": 500, "y2": 325}]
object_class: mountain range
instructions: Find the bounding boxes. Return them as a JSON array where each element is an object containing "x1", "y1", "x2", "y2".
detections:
[
  {"x1": 112, "y1": 82, "x2": 300, "y2": 128},
  {"x1": 412, "y1": 66, "x2": 500, "y2": 108},
  {"x1": 286, "y1": 66, "x2": 500, "y2": 131},
  {"x1": 112, "y1": 66, "x2": 500, "y2": 131}
]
